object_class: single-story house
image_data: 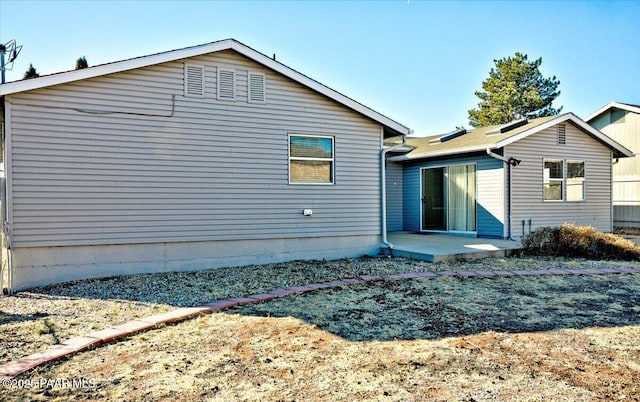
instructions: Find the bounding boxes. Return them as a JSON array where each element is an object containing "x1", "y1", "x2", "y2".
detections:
[
  {"x1": 386, "y1": 114, "x2": 633, "y2": 239},
  {"x1": 0, "y1": 39, "x2": 410, "y2": 291},
  {"x1": 586, "y1": 102, "x2": 640, "y2": 228},
  {"x1": 0, "y1": 39, "x2": 633, "y2": 291}
]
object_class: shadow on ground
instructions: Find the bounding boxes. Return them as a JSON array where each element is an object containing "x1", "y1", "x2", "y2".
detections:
[
  {"x1": 4, "y1": 257, "x2": 640, "y2": 342},
  {"x1": 0, "y1": 311, "x2": 48, "y2": 326},
  {"x1": 234, "y1": 274, "x2": 640, "y2": 342}
]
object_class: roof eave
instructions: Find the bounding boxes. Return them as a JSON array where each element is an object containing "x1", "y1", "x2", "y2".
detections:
[
  {"x1": 227, "y1": 42, "x2": 410, "y2": 135},
  {"x1": 0, "y1": 39, "x2": 410, "y2": 135},
  {"x1": 0, "y1": 39, "x2": 236, "y2": 96},
  {"x1": 392, "y1": 144, "x2": 498, "y2": 161},
  {"x1": 585, "y1": 101, "x2": 640, "y2": 122},
  {"x1": 496, "y1": 112, "x2": 634, "y2": 158}
]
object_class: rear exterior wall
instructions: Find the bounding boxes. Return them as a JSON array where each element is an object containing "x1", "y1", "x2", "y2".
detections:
[
  {"x1": 505, "y1": 122, "x2": 613, "y2": 237},
  {"x1": 385, "y1": 161, "x2": 404, "y2": 231},
  {"x1": 4, "y1": 49, "x2": 384, "y2": 289},
  {"x1": 401, "y1": 154, "x2": 505, "y2": 238}
]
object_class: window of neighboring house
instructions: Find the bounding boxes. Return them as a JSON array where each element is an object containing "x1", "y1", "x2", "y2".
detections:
[
  {"x1": 543, "y1": 159, "x2": 564, "y2": 201},
  {"x1": 289, "y1": 135, "x2": 334, "y2": 184},
  {"x1": 566, "y1": 160, "x2": 585, "y2": 201}
]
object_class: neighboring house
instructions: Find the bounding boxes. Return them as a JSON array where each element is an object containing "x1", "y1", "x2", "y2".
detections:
[
  {"x1": 586, "y1": 102, "x2": 640, "y2": 228},
  {"x1": 0, "y1": 39, "x2": 410, "y2": 291},
  {"x1": 387, "y1": 114, "x2": 633, "y2": 239}
]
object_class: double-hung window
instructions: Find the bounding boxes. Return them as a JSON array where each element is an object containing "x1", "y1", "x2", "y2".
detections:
[
  {"x1": 543, "y1": 159, "x2": 585, "y2": 201},
  {"x1": 289, "y1": 135, "x2": 334, "y2": 184},
  {"x1": 543, "y1": 160, "x2": 564, "y2": 201},
  {"x1": 566, "y1": 161, "x2": 585, "y2": 201}
]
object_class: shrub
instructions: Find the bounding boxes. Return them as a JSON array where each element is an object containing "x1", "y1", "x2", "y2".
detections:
[{"x1": 521, "y1": 223, "x2": 640, "y2": 261}]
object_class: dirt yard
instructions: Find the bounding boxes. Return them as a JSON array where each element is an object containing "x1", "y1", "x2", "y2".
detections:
[{"x1": 1, "y1": 256, "x2": 640, "y2": 401}]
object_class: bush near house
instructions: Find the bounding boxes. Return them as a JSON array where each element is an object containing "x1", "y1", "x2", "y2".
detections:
[{"x1": 521, "y1": 223, "x2": 640, "y2": 261}]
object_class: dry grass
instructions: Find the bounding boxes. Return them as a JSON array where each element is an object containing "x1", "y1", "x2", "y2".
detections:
[{"x1": 2, "y1": 257, "x2": 640, "y2": 401}]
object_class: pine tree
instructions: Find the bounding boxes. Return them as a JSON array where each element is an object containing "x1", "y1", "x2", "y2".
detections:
[
  {"x1": 23, "y1": 63, "x2": 40, "y2": 79},
  {"x1": 75, "y1": 56, "x2": 88, "y2": 69},
  {"x1": 468, "y1": 53, "x2": 561, "y2": 127}
]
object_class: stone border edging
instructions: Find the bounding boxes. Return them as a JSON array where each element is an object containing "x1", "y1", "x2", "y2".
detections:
[{"x1": 1, "y1": 266, "x2": 639, "y2": 380}]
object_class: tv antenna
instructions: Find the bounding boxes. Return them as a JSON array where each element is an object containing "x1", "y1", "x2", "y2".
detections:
[{"x1": 1, "y1": 39, "x2": 23, "y2": 84}]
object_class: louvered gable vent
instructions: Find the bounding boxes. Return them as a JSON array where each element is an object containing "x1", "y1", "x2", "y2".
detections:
[
  {"x1": 217, "y1": 69, "x2": 236, "y2": 100},
  {"x1": 184, "y1": 64, "x2": 204, "y2": 97},
  {"x1": 557, "y1": 124, "x2": 566, "y2": 145},
  {"x1": 248, "y1": 72, "x2": 266, "y2": 103}
]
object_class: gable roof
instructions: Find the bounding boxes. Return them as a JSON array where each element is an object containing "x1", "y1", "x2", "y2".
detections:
[
  {"x1": 0, "y1": 39, "x2": 410, "y2": 136},
  {"x1": 585, "y1": 101, "x2": 640, "y2": 122},
  {"x1": 396, "y1": 113, "x2": 633, "y2": 161}
]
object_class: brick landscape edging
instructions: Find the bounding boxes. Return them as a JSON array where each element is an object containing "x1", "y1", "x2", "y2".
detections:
[{"x1": 1, "y1": 266, "x2": 639, "y2": 381}]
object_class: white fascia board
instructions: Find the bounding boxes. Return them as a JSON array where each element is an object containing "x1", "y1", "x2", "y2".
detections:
[
  {"x1": 496, "y1": 113, "x2": 633, "y2": 158},
  {"x1": 0, "y1": 39, "x2": 235, "y2": 96},
  {"x1": 227, "y1": 42, "x2": 410, "y2": 135},
  {"x1": 0, "y1": 39, "x2": 410, "y2": 135},
  {"x1": 585, "y1": 101, "x2": 640, "y2": 122},
  {"x1": 389, "y1": 144, "x2": 498, "y2": 161}
]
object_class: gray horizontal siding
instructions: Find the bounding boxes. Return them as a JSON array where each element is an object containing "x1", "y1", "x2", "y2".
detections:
[
  {"x1": 401, "y1": 154, "x2": 505, "y2": 237},
  {"x1": 6, "y1": 50, "x2": 385, "y2": 247},
  {"x1": 385, "y1": 161, "x2": 403, "y2": 231},
  {"x1": 506, "y1": 122, "x2": 613, "y2": 236},
  {"x1": 476, "y1": 157, "x2": 505, "y2": 238},
  {"x1": 403, "y1": 161, "x2": 421, "y2": 232}
]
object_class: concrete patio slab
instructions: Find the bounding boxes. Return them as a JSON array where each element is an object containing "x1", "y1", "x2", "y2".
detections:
[{"x1": 387, "y1": 232, "x2": 521, "y2": 263}]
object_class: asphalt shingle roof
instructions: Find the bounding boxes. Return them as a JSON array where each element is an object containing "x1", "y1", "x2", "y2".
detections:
[{"x1": 405, "y1": 115, "x2": 559, "y2": 159}]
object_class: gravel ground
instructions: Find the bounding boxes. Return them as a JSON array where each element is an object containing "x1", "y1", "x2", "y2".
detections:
[
  {"x1": 2, "y1": 256, "x2": 639, "y2": 402},
  {"x1": 1, "y1": 255, "x2": 639, "y2": 365}
]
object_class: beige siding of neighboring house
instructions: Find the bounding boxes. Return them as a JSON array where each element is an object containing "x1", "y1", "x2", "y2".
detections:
[
  {"x1": 505, "y1": 122, "x2": 613, "y2": 237},
  {"x1": 590, "y1": 109, "x2": 640, "y2": 227},
  {"x1": 4, "y1": 49, "x2": 385, "y2": 289}
]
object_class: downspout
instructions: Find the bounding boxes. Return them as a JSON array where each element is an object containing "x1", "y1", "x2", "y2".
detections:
[
  {"x1": 486, "y1": 148, "x2": 516, "y2": 241},
  {"x1": 1, "y1": 97, "x2": 12, "y2": 295},
  {"x1": 611, "y1": 154, "x2": 618, "y2": 232},
  {"x1": 381, "y1": 142, "x2": 407, "y2": 251},
  {"x1": 0, "y1": 97, "x2": 5, "y2": 295}
]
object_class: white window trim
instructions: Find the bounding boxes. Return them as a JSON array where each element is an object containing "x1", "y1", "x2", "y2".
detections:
[
  {"x1": 543, "y1": 159, "x2": 586, "y2": 202},
  {"x1": 217, "y1": 68, "x2": 236, "y2": 101},
  {"x1": 419, "y1": 163, "x2": 478, "y2": 234},
  {"x1": 543, "y1": 158, "x2": 565, "y2": 202},
  {"x1": 184, "y1": 63, "x2": 205, "y2": 97},
  {"x1": 288, "y1": 134, "x2": 335, "y2": 185},
  {"x1": 248, "y1": 71, "x2": 266, "y2": 103},
  {"x1": 566, "y1": 160, "x2": 586, "y2": 202}
]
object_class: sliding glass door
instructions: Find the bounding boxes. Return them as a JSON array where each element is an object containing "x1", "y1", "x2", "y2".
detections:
[
  {"x1": 421, "y1": 164, "x2": 476, "y2": 233},
  {"x1": 421, "y1": 167, "x2": 447, "y2": 230}
]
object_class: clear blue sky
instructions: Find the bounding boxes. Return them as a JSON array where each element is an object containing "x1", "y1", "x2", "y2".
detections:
[{"x1": 1, "y1": 0, "x2": 638, "y2": 136}]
